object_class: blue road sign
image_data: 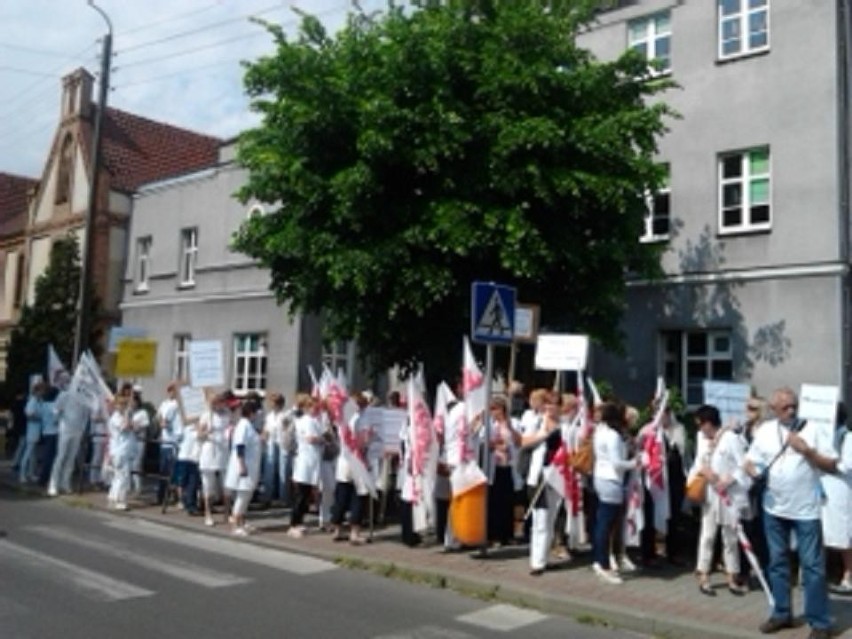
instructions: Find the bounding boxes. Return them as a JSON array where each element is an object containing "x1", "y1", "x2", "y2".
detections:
[{"x1": 471, "y1": 281, "x2": 516, "y2": 345}]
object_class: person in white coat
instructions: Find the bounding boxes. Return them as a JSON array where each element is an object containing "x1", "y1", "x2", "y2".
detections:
[
  {"x1": 106, "y1": 397, "x2": 134, "y2": 510},
  {"x1": 523, "y1": 390, "x2": 563, "y2": 575},
  {"x1": 19, "y1": 382, "x2": 45, "y2": 484},
  {"x1": 690, "y1": 404, "x2": 749, "y2": 596},
  {"x1": 198, "y1": 393, "x2": 231, "y2": 527},
  {"x1": 88, "y1": 398, "x2": 110, "y2": 488},
  {"x1": 128, "y1": 393, "x2": 150, "y2": 496},
  {"x1": 822, "y1": 403, "x2": 852, "y2": 594},
  {"x1": 224, "y1": 400, "x2": 262, "y2": 536},
  {"x1": 48, "y1": 373, "x2": 91, "y2": 496},
  {"x1": 289, "y1": 394, "x2": 324, "y2": 538}
]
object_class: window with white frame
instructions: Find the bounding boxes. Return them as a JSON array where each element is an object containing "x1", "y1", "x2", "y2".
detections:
[
  {"x1": 322, "y1": 340, "x2": 353, "y2": 383},
  {"x1": 628, "y1": 11, "x2": 671, "y2": 74},
  {"x1": 135, "y1": 236, "x2": 151, "y2": 291},
  {"x1": 173, "y1": 334, "x2": 190, "y2": 382},
  {"x1": 641, "y1": 164, "x2": 670, "y2": 242},
  {"x1": 662, "y1": 330, "x2": 733, "y2": 407},
  {"x1": 719, "y1": 147, "x2": 770, "y2": 233},
  {"x1": 718, "y1": 0, "x2": 769, "y2": 59},
  {"x1": 233, "y1": 333, "x2": 267, "y2": 394},
  {"x1": 179, "y1": 227, "x2": 198, "y2": 286}
]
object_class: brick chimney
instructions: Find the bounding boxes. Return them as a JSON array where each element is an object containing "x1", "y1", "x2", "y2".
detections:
[{"x1": 61, "y1": 68, "x2": 94, "y2": 121}]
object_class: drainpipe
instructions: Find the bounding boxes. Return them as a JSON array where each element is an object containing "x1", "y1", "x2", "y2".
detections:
[{"x1": 838, "y1": 0, "x2": 851, "y2": 403}]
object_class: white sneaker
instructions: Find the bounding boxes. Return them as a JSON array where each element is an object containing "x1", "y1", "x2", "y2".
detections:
[
  {"x1": 593, "y1": 562, "x2": 623, "y2": 585},
  {"x1": 47, "y1": 486, "x2": 58, "y2": 497},
  {"x1": 233, "y1": 527, "x2": 249, "y2": 537},
  {"x1": 115, "y1": 503, "x2": 129, "y2": 511},
  {"x1": 287, "y1": 526, "x2": 304, "y2": 539},
  {"x1": 619, "y1": 556, "x2": 637, "y2": 573},
  {"x1": 204, "y1": 516, "x2": 215, "y2": 527}
]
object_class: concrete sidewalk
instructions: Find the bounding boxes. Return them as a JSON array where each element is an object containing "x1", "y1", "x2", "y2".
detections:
[{"x1": 3, "y1": 466, "x2": 850, "y2": 639}]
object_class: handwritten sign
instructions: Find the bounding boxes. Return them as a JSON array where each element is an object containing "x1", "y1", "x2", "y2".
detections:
[
  {"x1": 189, "y1": 340, "x2": 224, "y2": 388},
  {"x1": 799, "y1": 383, "x2": 839, "y2": 442},
  {"x1": 177, "y1": 385, "x2": 208, "y2": 425},
  {"x1": 702, "y1": 380, "x2": 751, "y2": 427},
  {"x1": 534, "y1": 334, "x2": 589, "y2": 371}
]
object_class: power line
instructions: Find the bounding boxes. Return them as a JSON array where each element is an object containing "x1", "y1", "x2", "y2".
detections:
[
  {"x1": 0, "y1": 65, "x2": 58, "y2": 79},
  {"x1": 0, "y1": 42, "x2": 75, "y2": 58},
  {"x1": 115, "y1": 31, "x2": 267, "y2": 70},
  {"x1": 112, "y1": 59, "x2": 239, "y2": 90},
  {"x1": 117, "y1": 2, "x2": 286, "y2": 54},
  {"x1": 118, "y1": 1, "x2": 227, "y2": 37}
]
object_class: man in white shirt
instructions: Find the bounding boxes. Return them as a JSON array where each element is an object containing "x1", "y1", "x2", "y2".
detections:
[
  {"x1": 156, "y1": 382, "x2": 183, "y2": 505},
  {"x1": 48, "y1": 372, "x2": 91, "y2": 496},
  {"x1": 746, "y1": 387, "x2": 843, "y2": 639}
]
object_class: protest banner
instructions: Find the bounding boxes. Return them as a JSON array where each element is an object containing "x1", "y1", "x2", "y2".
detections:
[{"x1": 188, "y1": 340, "x2": 224, "y2": 388}]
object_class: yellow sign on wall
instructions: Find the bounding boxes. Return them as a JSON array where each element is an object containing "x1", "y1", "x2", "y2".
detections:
[{"x1": 115, "y1": 339, "x2": 158, "y2": 378}]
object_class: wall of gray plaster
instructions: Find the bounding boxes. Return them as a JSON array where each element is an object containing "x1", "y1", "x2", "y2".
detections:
[{"x1": 592, "y1": 274, "x2": 843, "y2": 406}]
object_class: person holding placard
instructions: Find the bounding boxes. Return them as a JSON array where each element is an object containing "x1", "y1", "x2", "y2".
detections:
[{"x1": 745, "y1": 387, "x2": 843, "y2": 639}]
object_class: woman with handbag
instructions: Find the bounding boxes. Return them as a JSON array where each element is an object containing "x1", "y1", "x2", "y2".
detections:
[{"x1": 691, "y1": 404, "x2": 749, "y2": 596}]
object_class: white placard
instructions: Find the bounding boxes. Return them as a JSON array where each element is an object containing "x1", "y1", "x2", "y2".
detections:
[
  {"x1": 178, "y1": 385, "x2": 208, "y2": 425},
  {"x1": 799, "y1": 383, "x2": 839, "y2": 442},
  {"x1": 534, "y1": 334, "x2": 589, "y2": 371},
  {"x1": 362, "y1": 406, "x2": 405, "y2": 452},
  {"x1": 188, "y1": 340, "x2": 224, "y2": 388},
  {"x1": 702, "y1": 380, "x2": 751, "y2": 427}
]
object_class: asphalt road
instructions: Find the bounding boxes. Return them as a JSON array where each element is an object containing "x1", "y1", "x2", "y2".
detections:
[{"x1": 0, "y1": 490, "x2": 647, "y2": 639}]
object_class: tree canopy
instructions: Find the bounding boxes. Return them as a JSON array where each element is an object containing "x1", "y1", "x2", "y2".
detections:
[
  {"x1": 3, "y1": 236, "x2": 100, "y2": 400},
  {"x1": 233, "y1": 0, "x2": 672, "y2": 380}
]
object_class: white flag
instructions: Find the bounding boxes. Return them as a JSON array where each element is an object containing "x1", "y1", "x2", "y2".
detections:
[
  {"x1": 47, "y1": 344, "x2": 68, "y2": 387},
  {"x1": 462, "y1": 336, "x2": 486, "y2": 425}
]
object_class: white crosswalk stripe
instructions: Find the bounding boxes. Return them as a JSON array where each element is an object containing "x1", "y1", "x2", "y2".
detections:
[
  {"x1": 0, "y1": 539, "x2": 154, "y2": 602},
  {"x1": 104, "y1": 518, "x2": 337, "y2": 575},
  {"x1": 371, "y1": 625, "x2": 478, "y2": 639},
  {"x1": 27, "y1": 525, "x2": 252, "y2": 589},
  {"x1": 456, "y1": 604, "x2": 548, "y2": 632}
]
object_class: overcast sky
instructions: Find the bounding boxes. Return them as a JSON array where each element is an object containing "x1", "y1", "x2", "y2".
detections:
[{"x1": 0, "y1": 0, "x2": 384, "y2": 179}]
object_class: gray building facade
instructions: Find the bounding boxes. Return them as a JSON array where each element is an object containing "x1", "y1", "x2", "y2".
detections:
[
  {"x1": 578, "y1": 0, "x2": 852, "y2": 406},
  {"x1": 120, "y1": 143, "x2": 374, "y2": 405}
]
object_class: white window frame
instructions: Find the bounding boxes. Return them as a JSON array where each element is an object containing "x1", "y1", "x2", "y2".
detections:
[
  {"x1": 628, "y1": 11, "x2": 672, "y2": 76},
  {"x1": 662, "y1": 330, "x2": 733, "y2": 408},
  {"x1": 135, "y1": 236, "x2": 151, "y2": 292},
  {"x1": 322, "y1": 340, "x2": 355, "y2": 387},
  {"x1": 179, "y1": 227, "x2": 198, "y2": 287},
  {"x1": 718, "y1": 0, "x2": 769, "y2": 60},
  {"x1": 718, "y1": 147, "x2": 771, "y2": 234},
  {"x1": 232, "y1": 333, "x2": 267, "y2": 395},
  {"x1": 641, "y1": 164, "x2": 670, "y2": 243},
  {"x1": 173, "y1": 334, "x2": 191, "y2": 382}
]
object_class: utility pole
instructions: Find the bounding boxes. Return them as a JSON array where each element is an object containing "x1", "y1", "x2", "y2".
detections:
[{"x1": 73, "y1": 0, "x2": 112, "y2": 365}]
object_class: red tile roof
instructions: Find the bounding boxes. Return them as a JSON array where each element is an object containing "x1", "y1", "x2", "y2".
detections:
[
  {"x1": 0, "y1": 172, "x2": 38, "y2": 238},
  {"x1": 84, "y1": 106, "x2": 222, "y2": 193}
]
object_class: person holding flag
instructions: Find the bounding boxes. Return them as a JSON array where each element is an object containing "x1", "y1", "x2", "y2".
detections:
[
  {"x1": 522, "y1": 390, "x2": 563, "y2": 576},
  {"x1": 481, "y1": 396, "x2": 521, "y2": 547},
  {"x1": 48, "y1": 370, "x2": 90, "y2": 496}
]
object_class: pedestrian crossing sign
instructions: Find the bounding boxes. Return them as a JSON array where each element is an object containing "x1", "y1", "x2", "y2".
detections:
[{"x1": 471, "y1": 281, "x2": 516, "y2": 345}]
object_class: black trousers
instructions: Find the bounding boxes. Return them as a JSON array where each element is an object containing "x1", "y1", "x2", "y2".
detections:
[
  {"x1": 291, "y1": 482, "x2": 314, "y2": 527},
  {"x1": 331, "y1": 481, "x2": 365, "y2": 526},
  {"x1": 487, "y1": 466, "x2": 515, "y2": 544}
]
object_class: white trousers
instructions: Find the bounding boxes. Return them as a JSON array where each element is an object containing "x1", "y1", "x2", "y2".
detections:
[
  {"x1": 696, "y1": 501, "x2": 740, "y2": 574},
  {"x1": 232, "y1": 489, "x2": 252, "y2": 518},
  {"x1": 109, "y1": 457, "x2": 131, "y2": 506},
  {"x1": 18, "y1": 441, "x2": 39, "y2": 482},
  {"x1": 50, "y1": 430, "x2": 84, "y2": 492},
  {"x1": 530, "y1": 486, "x2": 560, "y2": 570},
  {"x1": 130, "y1": 439, "x2": 145, "y2": 494}
]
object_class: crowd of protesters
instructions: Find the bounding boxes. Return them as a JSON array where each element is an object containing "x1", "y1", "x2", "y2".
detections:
[{"x1": 5, "y1": 371, "x2": 851, "y2": 639}]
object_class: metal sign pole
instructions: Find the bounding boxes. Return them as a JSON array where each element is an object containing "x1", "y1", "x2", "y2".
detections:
[{"x1": 480, "y1": 343, "x2": 494, "y2": 554}]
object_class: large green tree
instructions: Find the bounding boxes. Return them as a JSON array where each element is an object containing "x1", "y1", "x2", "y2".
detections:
[
  {"x1": 3, "y1": 235, "x2": 100, "y2": 400},
  {"x1": 233, "y1": 0, "x2": 672, "y2": 380}
]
